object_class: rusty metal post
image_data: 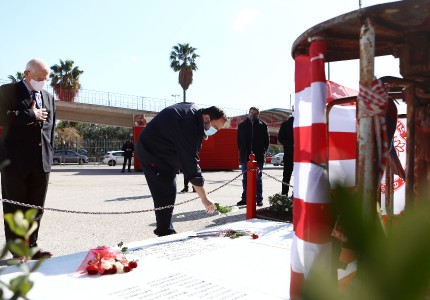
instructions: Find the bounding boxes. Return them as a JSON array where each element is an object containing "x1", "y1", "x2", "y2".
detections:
[
  {"x1": 358, "y1": 17, "x2": 377, "y2": 221},
  {"x1": 246, "y1": 153, "x2": 258, "y2": 219},
  {"x1": 404, "y1": 86, "x2": 416, "y2": 210},
  {"x1": 385, "y1": 162, "x2": 393, "y2": 232}
]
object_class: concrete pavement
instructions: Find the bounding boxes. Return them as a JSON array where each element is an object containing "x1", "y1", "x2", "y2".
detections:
[{"x1": 0, "y1": 163, "x2": 288, "y2": 259}]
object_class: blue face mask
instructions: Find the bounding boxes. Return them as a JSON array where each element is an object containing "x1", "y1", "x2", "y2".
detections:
[{"x1": 204, "y1": 126, "x2": 218, "y2": 136}]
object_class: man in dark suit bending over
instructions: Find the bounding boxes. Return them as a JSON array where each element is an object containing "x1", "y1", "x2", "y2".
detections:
[{"x1": 0, "y1": 58, "x2": 56, "y2": 260}]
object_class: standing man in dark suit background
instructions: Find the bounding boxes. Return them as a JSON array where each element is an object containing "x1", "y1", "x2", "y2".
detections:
[
  {"x1": 0, "y1": 58, "x2": 56, "y2": 260},
  {"x1": 278, "y1": 109, "x2": 294, "y2": 196},
  {"x1": 237, "y1": 106, "x2": 269, "y2": 207},
  {"x1": 121, "y1": 138, "x2": 134, "y2": 173}
]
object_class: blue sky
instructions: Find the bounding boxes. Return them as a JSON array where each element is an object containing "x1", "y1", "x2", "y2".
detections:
[{"x1": 0, "y1": 0, "x2": 399, "y2": 115}]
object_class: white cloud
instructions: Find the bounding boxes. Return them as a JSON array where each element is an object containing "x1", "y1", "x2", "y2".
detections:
[{"x1": 233, "y1": 9, "x2": 258, "y2": 32}]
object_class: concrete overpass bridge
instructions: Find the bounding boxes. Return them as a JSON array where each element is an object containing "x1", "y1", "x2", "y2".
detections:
[
  {"x1": 56, "y1": 100, "x2": 292, "y2": 138},
  {"x1": 56, "y1": 101, "x2": 157, "y2": 128},
  {"x1": 51, "y1": 87, "x2": 183, "y2": 128},
  {"x1": 46, "y1": 85, "x2": 251, "y2": 128}
]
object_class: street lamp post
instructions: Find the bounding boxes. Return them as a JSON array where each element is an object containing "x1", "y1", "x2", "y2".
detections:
[{"x1": 171, "y1": 94, "x2": 180, "y2": 103}]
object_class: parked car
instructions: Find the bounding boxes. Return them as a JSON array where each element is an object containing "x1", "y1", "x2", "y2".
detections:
[
  {"x1": 53, "y1": 150, "x2": 89, "y2": 165},
  {"x1": 265, "y1": 151, "x2": 274, "y2": 163},
  {"x1": 103, "y1": 150, "x2": 134, "y2": 166},
  {"x1": 271, "y1": 153, "x2": 284, "y2": 166},
  {"x1": 77, "y1": 149, "x2": 88, "y2": 155}
]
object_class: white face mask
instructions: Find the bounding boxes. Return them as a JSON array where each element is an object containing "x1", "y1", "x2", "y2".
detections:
[
  {"x1": 30, "y1": 79, "x2": 45, "y2": 91},
  {"x1": 204, "y1": 126, "x2": 218, "y2": 136}
]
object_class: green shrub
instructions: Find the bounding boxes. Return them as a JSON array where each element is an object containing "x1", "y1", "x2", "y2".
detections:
[
  {"x1": 1, "y1": 209, "x2": 43, "y2": 299},
  {"x1": 268, "y1": 193, "x2": 293, "y2": 213}
]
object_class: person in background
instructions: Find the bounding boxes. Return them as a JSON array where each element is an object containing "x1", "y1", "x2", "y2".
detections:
[
  {"x1": 135, "y1": 103, "x2": 227, "y2": 236},
  {"x1": 121, "y1": 138, "x2": 134, "y2": 173},
  {"x1": 278, "y1": 109, "x2": 294, "y2": 196},
  {"x1": 236, "y1": 106, "x2": 269, "y2": 207},
  {"x1": 180, "y1": 175, "x2": 196, "y2": 193},
  {"x1": 0, "y1": 58, "x2": 56, "y2": 260}
]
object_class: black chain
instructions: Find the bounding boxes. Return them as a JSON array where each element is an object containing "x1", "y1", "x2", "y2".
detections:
[
  {"x1": 261, "y1": 170, "x2": 294, "y2": 188},
  {"x1": 0, "y1": 171, "x2": 245, "y2": 215},
  {"x1": 0, "y1": 170, "x2": 289, "y2": 215}
]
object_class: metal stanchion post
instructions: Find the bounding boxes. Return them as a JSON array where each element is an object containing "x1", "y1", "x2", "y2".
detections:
[{"x1": 246, "y1": 153, "x2": 258, "y2": 220}]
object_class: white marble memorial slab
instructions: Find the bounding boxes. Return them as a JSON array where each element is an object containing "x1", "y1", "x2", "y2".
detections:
[{"x1": 0, "y1": 219, "x2": 292, "y2": 299}]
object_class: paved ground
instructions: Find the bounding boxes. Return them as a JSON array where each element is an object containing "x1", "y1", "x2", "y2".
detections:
[{"x1": 0, "y1": 163, "x2": 290, "y2": 260}]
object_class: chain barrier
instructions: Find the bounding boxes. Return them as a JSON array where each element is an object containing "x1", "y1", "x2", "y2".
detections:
[
  {"x1": 0, "y1": 170, "x2": 292, "y2": 215},
  {"x1": 253, "y1": 170, "x2": 294, "y2": 215},
  {"x1": 0, "y1": 171, "x2": 245, "y2": 215},
  {"x1": 261, "y1": 170, "x2": 294, "y2": 188}
]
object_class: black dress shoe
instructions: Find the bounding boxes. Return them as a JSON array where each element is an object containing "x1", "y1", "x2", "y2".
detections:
[
  {"x1": 180, "y1": 187, "x2": 188, "y2": 193},
  {"x1": 257, "y1": 201, "x2": 263, "y2": 207},
  {"x1": 153, "y1": 229, "x2": 177, "y2": 237},
  {"x1": 32, "y1": 249, "x2": 53, "y2": 260},
  {"x1": 236, "y1": 200, "x2": 246, "y2": 206}
]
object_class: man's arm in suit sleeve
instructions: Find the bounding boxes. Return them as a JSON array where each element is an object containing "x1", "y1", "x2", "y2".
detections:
[
  {"x1": 264, "y1": 123, "x2": 269, "y2": 151},
  {"x1": 50, "y1": 95, "x2": 56, "y2": 149},
  {"x1": 0, "y1": 85, "x2": 37, "y2": 126},
  {"x1": 278, "y1": 121, "x2": 287, "y2": 146}
]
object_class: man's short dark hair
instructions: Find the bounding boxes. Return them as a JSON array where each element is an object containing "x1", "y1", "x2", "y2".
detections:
[
  {"x1": 201, "y1": 106, "x2": 227, "y2": 121},
  {"x1": 249, "y1": 106, "x2": 260, "y2": 113}
]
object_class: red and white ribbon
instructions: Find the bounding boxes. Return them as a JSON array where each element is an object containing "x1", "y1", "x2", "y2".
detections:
[{"x1": 358, "y1": 79, "x2": 389, "y2": 181}]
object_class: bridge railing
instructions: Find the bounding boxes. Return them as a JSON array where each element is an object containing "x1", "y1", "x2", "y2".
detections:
[
  {"x1": 62, "y1": 88, "x2": 179, "y2": 113},
  {"x1": 0, "y1": 79, "x2": 246, "y2": 117}
]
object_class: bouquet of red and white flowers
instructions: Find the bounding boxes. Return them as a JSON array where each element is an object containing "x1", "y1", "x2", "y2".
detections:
[{"x1": 77, "y1": 242, "x2": 138, "y2": 275}]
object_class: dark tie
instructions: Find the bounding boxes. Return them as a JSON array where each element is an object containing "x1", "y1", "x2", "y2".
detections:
[
  {"x1": 32, "y1": 91, "x2": 43, "y2": 127},
  {"x1": 32, "y1": 91, "x2": 43, "y2": 109}
]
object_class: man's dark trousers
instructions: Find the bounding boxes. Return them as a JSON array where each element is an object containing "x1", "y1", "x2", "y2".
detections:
[
  {"x1": 1, "y1": 168, "x2": 50, "y2": 247},
  {"x1": 122, "y1": 157, "x2": 132, "y2": 171},
  {"x1": 142, "y1": 164, "x2": 177, "y2": 236},
  {"x1": 282, "y1": 151, "x2": 293, "y2": 196}
]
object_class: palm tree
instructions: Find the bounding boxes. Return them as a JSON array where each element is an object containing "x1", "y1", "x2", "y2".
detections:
[
  {"x1": 8, "y1": 72, "x2": 24, "y2": 83},
  {"x1": 169, "y1": 43, "x2": 199, "y2": 102},
  {"x1": 50, "y1": 59, "x2": 84, "y2": 102}
]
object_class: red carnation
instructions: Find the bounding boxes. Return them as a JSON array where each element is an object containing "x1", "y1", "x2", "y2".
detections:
[
  {"x1": 109, "y1": 265, "x2": 117, "y2": 274},
  {"x1": 86, "y1": 265, "x2": 99, "y2": 275},
  {"x1": 128, "y1": 261, "x2": 138, "y2": 269},
  {"x1": 124, "y1": 266, "x2": 131, "y2": 273},
  {"x1": 252, "y1": 234, "x2": 259, "y2": 239}
]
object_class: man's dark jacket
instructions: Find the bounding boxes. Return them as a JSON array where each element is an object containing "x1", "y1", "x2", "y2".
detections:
[
  {"x1": 121, "y1": 141, "x2": 134, "y2": 158},
  {"x1": 135, "y1": 102, "x2": 205, "y2": 186},
  {"x1": 0, "y1": 81, "x2": 55, "y2": 172},
  {"x1": 237, "y1": 117, "x2": 269, "y2": 164},
  {"x1": 278, "y1": 116, "x2": 294, "y2": 156}
]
